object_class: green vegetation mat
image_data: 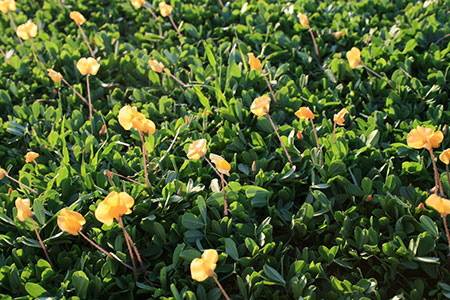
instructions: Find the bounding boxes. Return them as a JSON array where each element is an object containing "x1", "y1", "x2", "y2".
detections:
[{"x1": 0, "y1": 0, "x2": 450, "y2": 299}]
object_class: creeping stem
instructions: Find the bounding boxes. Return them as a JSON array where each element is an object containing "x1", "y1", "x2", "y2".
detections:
[
  {"x1": 267, "y1": 114, "x2": 293, "y2": 165},
  {"x1": 31, "y1": 219, "x2": 55, "y2": 270}
]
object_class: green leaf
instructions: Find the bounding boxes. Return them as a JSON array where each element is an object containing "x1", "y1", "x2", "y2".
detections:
[
  {"x1": 420, "y1": 215, "x2": 438, "y2": 238},
  {"x1": 224, "y1": 238, "x2": 239, "y2": 260},
  {"x1": 72, "y1": 270, "x2": 90, "y2": 298},
  {"x1": 263, "y1": 264, "x2": 285, "y2": 285},
  {"x1": 25, "y1": 282, "x2": 47, "y2": 297},
  {"x1": 182, "y1": 213, "x2": 204, "y2": 230}
]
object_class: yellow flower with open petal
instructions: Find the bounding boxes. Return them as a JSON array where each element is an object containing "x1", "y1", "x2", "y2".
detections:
[
  {"x1": 346, "y1": 47, "x2": 361, "y2": 69},
  {"x1": 76, "y1": 57, "x2": 100, "y2": 76},
  {"x1": 16, "y1": 198, "x2": 32, "y2": 222},
  {"x1": 297, "y1": 13, "x2": 309, "y2": 27},
  {"x1": 426, "y1": 194, "x2": 450, "y2": 217},
  {"x1": 187, "y1": 139, "x2": 207, "y2": 160},
  {"x1": 250, "y1": 96, "x2": 270, "y2": 117},
  {"x1": 190, "y1": 249, "x2": 218, "y2": 282},
  {"x1": 133, "y1": 117, "x2": 156, "y2": 135},
  {"x1": 149, "y1": 59, "x2": 165, "y2": 73},
  {"x1": 57, "y1": 208, "x2": 86, "y2": 236},
  {"x1": 210, "y1": 154, "x2": 231, "y2": 176},
  {"x1": 440, "y1": 149, "x2": 450, "y2": 165},
  {"x1": 130, "y1": 0, "x2": 146, "y2": 9},
  {"x1": 0, "y1": 0, "x2": 16, "y2": 13},
  {"x1": 407, "y1": 126, "x2": 443, "y2": 151},
  {"x1": 334, "y1": 108, "x2": 349, "y2": 126},
  {"x1": 295, "y1": 107, "x2": 315, "y2": 120},
  {"x1": 16, "y1": 20, "x2": 38, "y2": 40},
  {"x1": 47, "y1": 69, "x2": 63, "y2": 83},
  {"x1": 248, "y1": 53, "x2": 261, "y2": 71},
  {"x1": 95, "y1": 191, "x2": 135, "y2": 226},
  {"x1": 25, "y1": 151, "x2": 39, "y2": 163},
  {"x1": 159, "y1": 1, "x2": 173, "y2": 17},
  {"x1": 0, "y1": 168, "x2": 6, "y2": 180},
  {"x1": 70, "y1": 11, "x2": 86, "y2": 25}
]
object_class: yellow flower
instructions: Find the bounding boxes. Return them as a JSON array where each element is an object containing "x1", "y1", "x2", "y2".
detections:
[
  {"x1": 190, "y1": 249, "x2": 218, "y2": 282},
  {"x1": 118, "y1": 105, "x2": 156, "y2": 134},
  {"x1": 16, "y1": 20, "x2": 38, "y2": 40},
  {"x1": 95, "y1": 191, "x2": 135, "y2": 226},
  {"x1": 133, "y1": 117, "x2": 156, "y2": 135},
  {"x1": 57, "y1": 208, "x2": 86, "y2": 235},
  {"x1": 159, "y1": 1, "x2": 173, "y2": 17},
  {"x1": 118, "y1": 105, "x2": 138, "y2": 130},
  {"x1": 76, "y1": 57, "x2": 100, "y2": 76},
  {"x1": 149, "y1": 59, "x2": 165, "y2": 73},
  {"x1": 346, "y1": 47, "x2": 361, "y2": 69},
  {"x1": 25, "y1": 151, "x2": 39, "y2": 163},
  {"x1": 426, "y1": 194, "x2": 450, "y2": 217},
  {"x1": 0, "y1": 0, "x2": 16, "y2": 13},
  {"x1": 209, "y1": 154, "x2": 231, "y2": 176},
  {"x1": 130, "y1": 0, "x2": 146, "y2": 9},
  {"x1": 333, "y1": 108, "x2": 349, "y2": 126},
  {"x1": 297, "y1": 13, "x2": 309, "y2": 27},
  {"x1": 15, "y1": 198, "x2": 32, "y2": 222},
  {"x1": 250, "y1": 96, "x2": 270, "y2": 117},
  {"x1": 333, "y1": 31, "x2": 343, "y2": 38},
  {"x1": 407, "y1": 126, "x2": 443, "y2": 151},
  {"x1": 70, "y1": 11, "x2": 86, "y2": 25},
  {"x1": 47, "y1": 69, "x2": 63, "y2": 83},
  {"x1": 440, "y1": 149, "x2": 450, "y2": 165},
  {"x1": 187, "y1": 139, "x2": 207, "y2": 160},
  {"x1": 248, "y1": 52, "x2": 261, "y2": 71},
  {"x1": 0, "y1": 168, "x2": 6, "y2": 179},
  {"x1": 295, "y1": 107, "x2": 315, "y2": 120}
]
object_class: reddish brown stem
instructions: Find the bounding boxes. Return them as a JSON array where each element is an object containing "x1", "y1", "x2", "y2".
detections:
[
  {"x1": 435, "y1": 33, "x2": 450, "y2": 45},
  {"x1": 60, "y1": 77, "x2": 97, "y2": 112},
  {"x1": 77, "y1": 24, "x2": 95, "y2": 58},
  {"x1": 309, "y1": 28, "x2": 320, "y2": 59},
  {"x1": 5, "y1": 173, "x2": 38, "y2": 194},
  {"x1": 8, "y1": 12, "x2": 23, "y2": 45},
  {"x1": 168, "y1": 15, "x2": 183, "y2": 41},
  {"x1": 139, "y1": 131, "x2": 151, "y2": 193},
  {"x1": 167, "y1": 71, "x2": 188, "y2": 87},
  {"x1": 442, "y1": 216, "x2": 450, "y2": 255},
  {"x1": 144, "y1": 5, "x2": 158, "y2": 19},
  {"x1": 429, "y1": 148, "x2": 444, "y2": 196},
  {"x1": 310, "y1": 119, "x2": 320, "y2": 148},
  {"x1": 218, "y1": 0, "x2": 225, "y2": 8},
  {"x1": 86, "y1": 74, "x2": 93, "y2": 121},
  {"x1": 267, "y1": 114, "x2": 293, "y2": 165},
  {"x1": 31, "y1": 219, "x2": 55, "y2": 270},
  {"x1": 119, "y1": 217, "x2": 145, "y2": 272},
  {"x1": 106, "y1": 170, "x2": 144, "y2": 185},
  {"x1": 213, "y1": 275, "x2": 231, "y2": 300},
  {"x1": 363, "y1": 65, "x2": 392, "y2": 87},
  {"x1": 220, "y1": 173, "x2": 227, "y2": 216},
  {"x1": 29, "y1": 39, "x2": 45, "y2": 70},
  {"x1": 118, "y1": 218, "x2": 137, "y2": 279},
  {"x1": 332, "y1": 120, "x2": 337, "y2": 143},
  {"x1": 262, "y1": 72, "x2": 278, "y2": 104},
  {"x1": 204, "y1": 156, "x2": 228, "y2": 185}
]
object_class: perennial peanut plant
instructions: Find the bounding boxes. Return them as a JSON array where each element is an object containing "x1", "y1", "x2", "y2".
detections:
[{"x1": 0, "y1": 0, "x2": 449, "y2": 299}]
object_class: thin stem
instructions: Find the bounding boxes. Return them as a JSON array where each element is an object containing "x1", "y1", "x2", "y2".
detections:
[
  {"x1": 213, "y1": 275, "x2": 231, "y2": 300},
  {"x1": 105, "y1": 170, "x2": 144, "y2": 185},
  {"x1": 309, "y1": 28, "x2": 320, "y2": 59},
  {"x1": 218, "y1": 0, "x2": 225, "y2": 8},
  {"x1": 31, "y1": 219, "x2": 55, "y2": 270},
  {"x1": 168, "y1": 15, "x2": 183, "y2": 41},
  {"x1": 29, "y1": 39, "x2": 45, "y2": 70},
  {"x1": 262, "y1": 72, "x2": 278, "y2": 104},
  {"x1": 363, "y1": 65, "x2": 392, "y2": 87},
  {"x1": 267, "y1": 114, "x2": 293, "y2": 165},
  {"x1": 139, "y1": 131, "x2": 151, "y2": 193},
  {"x1": 8, "y1": 12, "x2": 23, "y2": 45},
  {"x1": 435, "y1": 33, "x2": 450, "y2": 45},
  {"x1": 332, "y1": 120, "x2": 337, "y2": 143},
  {"x1": 86, "y1": 74, "x2": 93, "y2": 121},
  {"x1": 220, "y1": 173, "x2": 227, "y2": 216},
  {"x1": 60, "y1": 77, "x2": 97, "y2": 112},
  {"x1": 154, "y1": 125, "x2": 182, "y2": 172},
  {"x1": 310, "y1": 119, "x2": 320, "y2": 148},
  {"x1": 204, "y1": 156, "x2": 228, "y2": 185},
  {"x1": 429, "y1": 148, "x2": 444, "y2": 196},
  {"x1": 0, "y1": 47, "x2": 10, "y2": 63},
  {"x1": 119, "y1": 217, "x2": 145, "y2": 272},
  {"x1": 118, "y1": 218, "x2": 137, "y2": 279},
  {"x1": 5, "y1": 174, "x2": 38, "y2": 194},
  {"x1": 442, "y1": 216, "x2": 450, "y2": 256},
  {"x1": 77, "y1": 24, "x2": 95, "y2": 58},
  {"x1": 167, "y1": 71, "x2": 188, "y2": 87},
  {"x1": 144, "y1": 5, "x2": 158, "y2": 19},
  {"x1": 78, "y1": 230, "x2": 134, "y2": 270}
]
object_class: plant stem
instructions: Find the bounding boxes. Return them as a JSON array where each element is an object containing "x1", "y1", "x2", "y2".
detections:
[
  {"x1": 332, "y1": 120, "x2": 337, "y2": 143},
  {"x1": 213, "y1": 275, "x2": 231, "y2": 300},
  {"x1": 78, "y1": 230, "x2": 134, "y2": 270},
  {"x1": 429, "y1": 148, "x2": 444, "y2": 196},
  {"x1": 363, "y1": 65, "x2": 392, "y2": 87},
  {"x1": 168, "y1": 15, "x2": 183, "y2": 41},
  {"x1": 442, "y1": 216, "x2": 450, "y2": 256},
  {"x1": 31, "y1": 219, "x2": 55, "y2": 270},
  {"x1": 204, "y1": 156, "x2": 228, "y2": 185},
  {"x1": 119, "y1": 217, "x2": 145, "y2": 272},
  {"x1": 310, "y1": 119, "x2": 320, "y2": 148},
  {"x1": 218, "y1": 0, "x2": 225, "y2": 8},
  {"x1": 29, "y1": 39, "x2": 45, "y2": 70},
  {"x1": 220, "y1": 173, "x2": 227, "y2": 216},
  {"x1": 60, "y1": 77, "x2": 97, "y2": 112},
  {"x1": 167, "y1": 71, "x2": 188, "y2": 87},
  {"x1": 0, "y1": 47, "x2": 10, "y2": 63},
  {"x1": 435, "y1": 33, "x2": 450, "y2": 45},
  {"x1": 267, "y1": 114, "x2": 293, "y2": 165},
  {"x1": 105, "y1": 170, "x2": 144, "y2": 185},
  {"x1": 144, "y1": 5, "x2": 158, "y2": 19},
  {"x1": 118, "y1": 218, "x2": 137, "y2": 279},
  {"x1": 8, "y1": 12, "x2": 23, "y2": 45},
  {"x1": 5, "y1": 173, "x2": 38, "y2": 194},
  {"x1": 309, "y1": 28, "x2": 320, "y2": 59},
  {"x1": 262, "y1": 72, "x2": 278, "y2": 104},
  {"x1": 139, "y1": 131, "x2": 151, "y2": 193},
  {"x1": 86, "y1": 74, "x2": 93, "y2": 121},
  {"x1": 77, "y1": 24, "x2": 95, "y2": 58}
]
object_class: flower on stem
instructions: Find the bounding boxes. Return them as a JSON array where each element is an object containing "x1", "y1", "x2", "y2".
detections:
[
  {"x1": 149, "y1": 59, "x2": 165, "y2": 73},
  {"x1": 426, "y1": 194, "x2": 450, "y2": 217},
  {"x1": 47, "y1": 69, "x2": 63, "y2": 83},
  {"x1": 190, "y1": 249, "x2": 218, "y2": 282},
  {"x1": 118, "y1": 105, "x2": 156, "y2": 134},
  {"x1": 57, "y1": 208, "x2": 86, "y2": 235},
  {"x1": 209, "y1": 154, "x2": 230, "y2": 176},
  {"x1": 0, "y1": 168, "x2": 6, "y2": 179},
  {"x1": 295, "y1": 107, "x2": 314, "y2": 119},
  {"x1": 16, "y1": 20, "x2": 37, "y2": 40},
  {"x1": 334, "y1": 108, "x2": 349, "y2": 126},
  {"x1": 407, "y1": 126, "x2": 443, "y2": 150},
  {"x1": 248, "y1": 52, "x2": 261, "y2": 71},
  {"x1": 95, "y1": 191, "x2": 134, "y2": 226},
  {"x1": 159, "y1": 1, "x2": 173, "y2": 17},
  {"x1": 70, "y1": 11, "x2": 86, "y2": 25},
  {"x1": 187, "y1": 139, "x2": 207, "y2": 160},
  {"x1": 0, "y1": 0, "x2": 16, "y2": 13},
  {"x1": 346, "y1": 47, "x2": 361, "y2": 69},
  {"x1": 297, "y1": 13, "x2": 309, "y2": 27},
  {"x1": 25, "y1": 151, "x2": 39, "y2": 163},
  {"x1": 130, "y1": 0, "x2": 145, "y2": 9},
  {"x1": 439, "y1": 149, "x2": 450, "y2": 165},
  {"x1": 76, "y1": 57, "x2": 100, "y2": 76},
  {"x1": 15, "y1": 197, "x2": 32, "y2": 222},
  {"x1": 250, "y1": 96, "x2": 270, "y2": 117}
]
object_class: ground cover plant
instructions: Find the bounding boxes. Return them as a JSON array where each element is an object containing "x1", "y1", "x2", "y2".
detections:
[{"x1": 0, "y1": 0, "x2": 449, "y2": 299}]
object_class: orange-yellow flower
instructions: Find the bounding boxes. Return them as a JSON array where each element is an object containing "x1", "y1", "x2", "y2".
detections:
[
  {"x1": 346, "y1": 47, "x2": 361, "y2": 69},
  {"x1": 133, "y1": 117, "x2": 156, "y2": 135},
  {"x1": 159, "y1": 1, "x2": 173, "y2": 17},
  {"x1": 25, "y1": 151, "x2": 39, "y2": 163},
  {"x1": 426, "y1": 194, "x2": 450, "y2": 217},
  {"x1": 0, "y1": 0, "x2": 16, "y2": 13},
  {"x1": 118, "y1": 105, "x2": 156, "y2": 134},
  {"x1": 297, "y1": 13, "x2": 309, "y2": 27},
  {"x1": 130, "y1": 0, "x2": 146, "y2": 9},
  {"x1": 250, "y1": 96, "x2": 270, "y2": 117},
  {"x1": 16, "y1": 198, "x2": 32, "y2": 222},
  {"x1": 95, "y1": 191, "x2": 135, "y2": 226},
  {"x1": 440, "y1": 149, "x2": 450, "y2": 165},
  {"x1": 57, "y1": 208, "x2": 86, "y2": 235},
  {"x1": 47, "y1": 69, "x2": 63, "y2": 83},
  {"x1": 334, "y1": 108, "x2": 349, "y2": 126},
  {"x1": 149, "y1": 59, "x2": 165, "y2": 73},
  {"x1": 70, "y1": 11, "x2": 86, "y2": 25},
  {"x1": 407, "y1": 126, "x2": 443, "y2": 151},
  {"x1": 76, "y1": 57, "x2": 100, "y2": 76},
  {"x1": 0, "y1": 168, "x2": 6, "y2": 179},
  {"x1": 333, "y1": 31, "x2": 343, "y2": 38},
  {"x1": 16, "y1": 20, "x2": 38, "y2": 40},
  {"x1": 187, "y1": 139, "x2": 207, "y2": 160},
  {"x1": 248, "y1": 52, "x2": 261, "y2": 71},
  {"x1": 190, "y1": 249, "x2": 218, "y2": 282},
  {"x1": 210, "y1": 154, "x2": 231, "y2": 176},
  {"x1": 295, "y1": 107, "x2": 315, "y2": 120}
]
